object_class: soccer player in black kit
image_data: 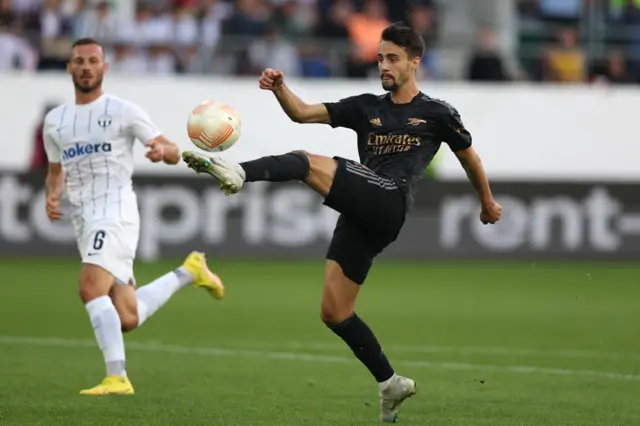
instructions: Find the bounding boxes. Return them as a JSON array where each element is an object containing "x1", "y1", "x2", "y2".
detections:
[{"x1": 182, "y1": 22, "x2": 502, "y2": 423}]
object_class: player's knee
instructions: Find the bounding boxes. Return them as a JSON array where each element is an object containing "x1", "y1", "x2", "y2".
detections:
[
  {"x1": 291, "y1": 149, "x2": 311, "y2": 158},
  {"x1": 78, "y1": 264, "x2": 115, "y2": 303},
  {"x1": 120, "y1": 315, "x2": 139, "y2": 333},
  {"x1": 292, "y1": 150, "x2": 330, "y2": 173},
  {"x1": 320, "y1": 299, "x2": 353, "y2": 326},
  {"x1": 78, "y1": 279, "x2": 108, "y2": 304}
]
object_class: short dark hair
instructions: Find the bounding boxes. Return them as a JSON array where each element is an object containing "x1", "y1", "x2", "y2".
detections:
[
  {"x1": 69, "y1": 38, "x2": 104, "y2": 62},
  {"x1": 381, "y1": 22, "x2": 425, "y2": 59},
  {"x1": 72, "y1": 37, "x2": 103, "y2": 50}
]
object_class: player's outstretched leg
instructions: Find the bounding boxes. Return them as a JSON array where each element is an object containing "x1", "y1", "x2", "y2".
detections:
[
  {"x1": 111, "y1": 251, "x2": 224, "y2": 332},
  {"x1": 323, "y1": 261, "x2": 416, "y2": 423},
  {"x1": 182, "y1": 150, "x2": 312, "y2": 195},
  {"x1": 80, "y1": 252, "x2": 223, "y2": 396},
  {"x1": 182, "y1": 151, "x2": 247, "y2": 195},
  {"x1": 131, "y1": 251, "x2": 224, "y2": 327}
]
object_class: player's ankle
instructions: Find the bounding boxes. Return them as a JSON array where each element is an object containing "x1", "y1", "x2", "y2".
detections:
[
  {"x1": 106, "y1": 360, "x2": 126, "y2": 377},
  {"x1": 378, "y1": 373, "x2": 397, "y2": 391}
]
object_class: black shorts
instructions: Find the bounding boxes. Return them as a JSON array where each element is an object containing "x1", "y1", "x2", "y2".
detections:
[{"x1": 323, "y1": 157, "x2": 406, "y2": 285}]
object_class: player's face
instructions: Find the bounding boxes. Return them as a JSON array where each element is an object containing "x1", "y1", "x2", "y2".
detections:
[
  {"x1": 377, "y1": 41, "x2": 419, "y2": 92},
  {"x1": 67, "y1": 44, "x2": 108, "y2": 94}
]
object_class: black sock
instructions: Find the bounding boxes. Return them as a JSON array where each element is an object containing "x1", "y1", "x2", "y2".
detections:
[
  {"x1": 240, "y1": 152, "x2": 310, "y2": 182},
  {"x1": 328, "y1": 313, "x2": 395, "y2": 383}
]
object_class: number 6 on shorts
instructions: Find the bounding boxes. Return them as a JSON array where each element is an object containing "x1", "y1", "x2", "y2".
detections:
[{"x1": 92, "y1": 230, "x2": 106, "y2": 251}]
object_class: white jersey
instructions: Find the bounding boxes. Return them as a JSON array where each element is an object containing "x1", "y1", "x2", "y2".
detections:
[
  {"x1": 43, "y1": 93, "x2": 161, "y2": 229},
  {"x1": 43, "y1": 93, "x2": 161, "y2": 284}
]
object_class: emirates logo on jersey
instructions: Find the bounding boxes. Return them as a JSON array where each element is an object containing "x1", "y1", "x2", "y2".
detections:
[{"x1": 97, "y1": 114, "x2": 112, "y2": 128}]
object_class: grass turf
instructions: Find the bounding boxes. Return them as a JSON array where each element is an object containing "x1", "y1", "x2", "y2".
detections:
[{"x1": 0, "y1": 260, "x2": 638, "y2": 425}]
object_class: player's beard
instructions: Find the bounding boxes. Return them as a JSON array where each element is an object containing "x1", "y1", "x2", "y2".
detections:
[
  {"x1": 73, "y1": 73, "x2": 103, "y2": 94},
  {"x1": 381, "y1": 70, "x2": 408, "y2": 92},
  {"x1": 381, "y1": 77, "x2": 398, "y2": 92}
]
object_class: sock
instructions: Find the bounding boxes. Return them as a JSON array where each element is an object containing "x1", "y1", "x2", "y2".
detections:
[
  {"x1": 135, "y1": 267, "x2": 194, "y2": 327},
  {"x1": 328, "y1": 313, "x2": 395, "y2": 383},
  {"x1": 240, "y1": 152, "x2": 309, "y2": 182},
  {"x1": 85, "y1": 295, "x2": 126, "y2": 377}
]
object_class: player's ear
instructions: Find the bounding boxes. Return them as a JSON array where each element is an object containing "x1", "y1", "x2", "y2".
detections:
[
  {"x1": 409, "y1": 56, "x2": 420, "y2": 73},
  {"x1": 103, "y1": 61, "x2": 109, "y2": 74},
  {"x1": 66, "y1": 60, "x2": 72, "y2": 76}
]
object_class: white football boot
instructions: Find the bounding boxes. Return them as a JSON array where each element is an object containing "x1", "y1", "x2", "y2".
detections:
[
  {"x1": 182, "y1": 150, "x2": 246, "y2": 195},
  {"x1": 379, "y1": 374, "x2": 417, "y2": 423}
]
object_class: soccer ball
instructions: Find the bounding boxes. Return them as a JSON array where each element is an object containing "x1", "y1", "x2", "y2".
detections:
[{"x1": 187, "y1": 100, "x2": 241, "y2": 152}]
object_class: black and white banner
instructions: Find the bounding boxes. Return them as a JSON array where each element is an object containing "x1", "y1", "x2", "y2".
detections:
[{"x1": 0, "y1": 171, "x2": 638, "y2": 260}]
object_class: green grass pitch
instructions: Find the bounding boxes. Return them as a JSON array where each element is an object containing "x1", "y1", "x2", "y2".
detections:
[{"x1": 0, "y1": 259, "x2": 639, "y2": 425}]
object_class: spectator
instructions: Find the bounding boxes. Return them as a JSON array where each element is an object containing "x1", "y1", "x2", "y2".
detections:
[
  {"x1": 316, "y1": 0, "x2": 351, "y2": 41},
  {"x1": 0, "y1": 20, "x2": 38, "y2": 70},
  {"x1": 406, "y1": 1, "x2": 438, "y2": 79},
  {"x1": 274, "y1": 0, "x2": 316, "y2": 39},
  {"x1": 466, "y1": 27, "x2": 509, "y2": 82},
  {"x1": 248, "y1": 25, "x2": 301, "y2": 77},
  {"x1": 610, "y1": 0, "x2": 640, "y2": 21},
  {"x1": 345, "y1": 0, "x2": 389, "y2": 78},
  {"x1": 609, "y1": 0, "x2": 640, "y2": 82},
  {"x1": 590, "y1": 50, "x2": 633, "y2": 84},
  {"x1": 543, "y1": 27, "x2": 586, "y2": 83},
  {"x1": 3, "y1": 0, "x2": 637, "y2": 84},
  {"x1": 108, "y1": 41, "x2": 148, "y2": 74},
  {"x1": 223, "y1": 0, "x2": 270, "y2": 38},
  {"x1": 72, "y1": 1, "x2": 118, "y2": 41}
]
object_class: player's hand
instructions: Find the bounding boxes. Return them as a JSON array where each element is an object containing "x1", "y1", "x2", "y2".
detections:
[
  {"x1": 259, "y1": 68, "x2": 284, "y2": 91},
  {"x1": 46, "y1": 194, "x2": 63, "y2": 222},
  {"x1": 145, "y1": 139, "x2": 164, "y2": 163},
  {"x1": 480, "y1": 200, "x2": 502, "y2": 225}
]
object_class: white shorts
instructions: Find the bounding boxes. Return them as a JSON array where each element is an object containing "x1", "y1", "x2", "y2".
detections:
[{"x1": 76, "y1": 219, "x2": 140, "y2": 286}]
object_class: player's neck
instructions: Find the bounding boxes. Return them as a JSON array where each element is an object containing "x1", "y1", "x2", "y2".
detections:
[
  {"x1": 75, "y1": 88, "x2": 103, "y2": 105},
  {"x1": 390, "y1": 83, "x2": 420, "y2": 105}
]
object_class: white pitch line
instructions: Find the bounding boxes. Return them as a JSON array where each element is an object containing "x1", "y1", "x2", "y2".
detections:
[
  {"x1": 225, "y1": 340, "x2": 640, "y2": 361},
  {"x1": 1, "y1": 335, "x2": 639, "y2": 382}
]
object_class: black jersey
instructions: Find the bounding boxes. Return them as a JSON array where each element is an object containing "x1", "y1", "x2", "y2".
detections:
[{"x1": 323, "y1": 91, "x2": 472, "y2": 209}]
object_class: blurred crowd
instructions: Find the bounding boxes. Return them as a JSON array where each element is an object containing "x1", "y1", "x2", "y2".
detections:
[
  {"x1": 518, "y1": 0, "x2": 640, "y2": 83},
  {"x1": 1, "y1": 0, "x2": 640, "y2": 83}
]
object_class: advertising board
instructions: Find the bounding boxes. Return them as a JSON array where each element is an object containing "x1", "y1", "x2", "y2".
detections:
[
  {"x1": 1, "y1": 74, "x2": 640, "y2": 180},
  {"x1": 1, "y1": 171, "x2": 637, "y2": 261}
]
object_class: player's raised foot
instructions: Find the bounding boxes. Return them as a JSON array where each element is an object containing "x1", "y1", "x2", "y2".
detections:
[
  {"x1": 182, "y1": 251, "x2": 225, "y2": 299},
  {"x1": 79, "y1": 375, "x2": 134, "y2": 396},
  {"x1": 379, "y1": 375, "x2": 417, "y2": 423},
  {"x1": 182, "y1": 150, "x2": 246, "y2": 195}
]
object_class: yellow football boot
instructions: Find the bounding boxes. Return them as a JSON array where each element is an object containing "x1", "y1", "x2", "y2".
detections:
[
  {"x1": 79, "y1": 375, "x2": 135, "y2": 395},
  {"x1": 182, "y1": 251, "x2": 225, "y2": 299}
]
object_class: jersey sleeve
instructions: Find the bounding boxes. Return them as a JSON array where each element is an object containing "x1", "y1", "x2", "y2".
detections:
[
  {"x1": 125, "y1": 102, "x2": 162, "y2": 144},
  {"x1": 439, "y1": 105, "x2": 472, "y2": 152},
  {"x1": 42, "y1": 117, "x2": 61, "y2": 163},
  {"x1": 323, "y1": 94, "x2": 367, "y2": 130}
]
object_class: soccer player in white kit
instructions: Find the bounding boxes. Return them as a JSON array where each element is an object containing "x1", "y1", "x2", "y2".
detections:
[{"x1": 42, "y1": 38, "x2": 225, "y2": 396}]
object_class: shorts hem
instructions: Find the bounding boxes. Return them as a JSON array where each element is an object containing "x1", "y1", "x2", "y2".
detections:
[
  {"x1": 81, "y1": 258, "x2": 135, "y2": 287},
  {"x1": 325, "y1": 255, "x2": 367, "y2": 285}
]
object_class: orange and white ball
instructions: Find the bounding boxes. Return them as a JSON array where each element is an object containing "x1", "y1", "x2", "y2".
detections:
[{"x1": 187, "y1": 100, "x2": 241, "y2": 152}]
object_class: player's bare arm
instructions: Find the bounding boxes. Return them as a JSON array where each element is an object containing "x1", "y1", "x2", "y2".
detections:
[
  {"x1": 259, "y1": 68, "x2": 330, "y2": 124},
  {"x1": 45, "y1": 162, "x2": 64, "y2": 222},
  {"x1": 454, "y1": 146, "x2": 502, "y2": 224},
  {"x1": 146, "y1": 135, "x2": 180, "y2": 165}
]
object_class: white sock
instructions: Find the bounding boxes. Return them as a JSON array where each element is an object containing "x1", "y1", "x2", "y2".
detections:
[
  {"x1": 85, "y1": 295, "x2": 127, "y2": 377},
  {"x1": 135, "y1": 267, "x2": 194, "y2": 327}
]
